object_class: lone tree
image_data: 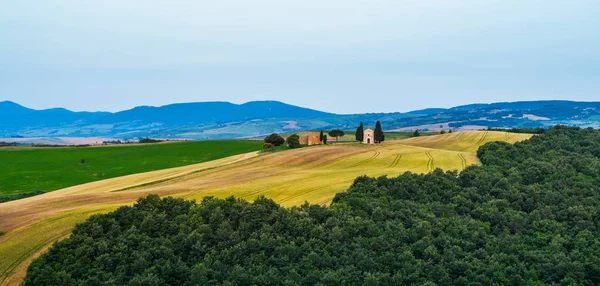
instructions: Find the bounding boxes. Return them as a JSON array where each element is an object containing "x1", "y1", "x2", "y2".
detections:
[
  {"x1": 413, "y1": 130, "x2": 421, "y2": 137},
  {"x1": 329, "y1": 130, "x2": 345, "y2": 142},
  {"x1": 323, "y1": 135, "x2": 328, "y2": 145},
  {"x1": 355, "y1": 122, "x2": 364, "y2": 142},
  {"x1": 264, "y1": 133, "x2": 285, "y2": 146},
  {"x1": 286, "y1": 134, "x2": 301, "y2": 149},
  {"x1": 374, "y1": 121, "x2": 385, "y2": 143},
  {"x1": 319, "y1": 130, "x2": 324, "y2": 142}
]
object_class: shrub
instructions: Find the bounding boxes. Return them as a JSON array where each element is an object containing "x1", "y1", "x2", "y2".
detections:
[{"x1": 262, "y1": 143, "x2": 274, "y2": 152}]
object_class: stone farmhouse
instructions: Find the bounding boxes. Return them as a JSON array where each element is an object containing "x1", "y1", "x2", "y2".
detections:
[{"x1": 299, "y1": 132, "x2": 322, "y2": 145}]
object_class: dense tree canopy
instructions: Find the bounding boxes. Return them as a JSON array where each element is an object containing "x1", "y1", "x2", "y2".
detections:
[
  {"x1": 264, "y1": 133, "x2": 285, "y2": 146},
  {"x1": 286, "y1": 134, "x2": 301, "y2": 148},
  {"x1": 26, "y1": 126, "x2": 600, "y2": 285}
]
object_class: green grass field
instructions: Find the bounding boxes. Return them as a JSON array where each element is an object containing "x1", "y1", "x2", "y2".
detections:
[{"x1": 0, "y1": 141, "x2": 262, "y2": 197}]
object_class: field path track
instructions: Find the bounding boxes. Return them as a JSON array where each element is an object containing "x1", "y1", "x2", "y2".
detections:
[
  {"x1": 345, "y1": 151, "x2": 380, "y2": 169},
  {"x1": 457, "y1": 153, "x2": 467, "y2": 169},
  {"x1": 389, "y1": 154, "x2": 403, "y2": 168},
  {"x1": 425, "y1": 152, "x2": 435, "y2": 172},
  {"x1": 476, "y1": 131, "x2": 489, "y2": 145}
]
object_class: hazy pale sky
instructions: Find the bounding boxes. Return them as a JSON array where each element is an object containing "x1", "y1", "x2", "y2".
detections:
[{"x1": 1, "y1": 1, "x2": 599, "y2": 114}]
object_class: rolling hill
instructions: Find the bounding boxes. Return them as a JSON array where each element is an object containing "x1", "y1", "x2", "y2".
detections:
[{"x1": 0, "y1": 131, "x2": 532, "y2": 285}]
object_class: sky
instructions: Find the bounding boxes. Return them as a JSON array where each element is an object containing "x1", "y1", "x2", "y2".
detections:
[{"x1": 1, "y1": 1, "x2": 599, "y2": 114}]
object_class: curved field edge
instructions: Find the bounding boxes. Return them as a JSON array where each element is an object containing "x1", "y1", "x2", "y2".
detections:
[
  {"x1": 0, "y1": 205, "x2": 120, "y2": 285},
  {"x1": 0, "y1": 140, "x2": 263, "y2": 198},
  {"x1": 0, "y1": 131, "x2": 532, "y2": 285}
]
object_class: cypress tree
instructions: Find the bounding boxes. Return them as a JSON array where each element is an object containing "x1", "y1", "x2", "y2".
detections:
[
  {"x1": 374, "y1": 121, "x2": 384, "y2": 143},
  {"x1": 319, "y1": 130, "x2": 324, "y2": 142},
  {"x1": 356, "y1": 122, "x2": 364, "y2": 142}
]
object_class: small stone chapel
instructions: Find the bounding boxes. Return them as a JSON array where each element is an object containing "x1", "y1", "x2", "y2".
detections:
[{"x1": 363, "y1": 126, "x2": 375, "y2": 144}]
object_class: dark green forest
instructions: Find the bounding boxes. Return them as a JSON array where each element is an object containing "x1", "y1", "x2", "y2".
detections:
[{"x1": 25, "y1": 126, "x2": 600, "y2": 285}]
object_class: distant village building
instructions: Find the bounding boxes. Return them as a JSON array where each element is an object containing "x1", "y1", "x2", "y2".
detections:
[
  {"x1": 363, "y1": 126, "x2": 374, "y2": 144},
  {"x1": 299, "y1": 132, "x2": 322, "y2": 145}
]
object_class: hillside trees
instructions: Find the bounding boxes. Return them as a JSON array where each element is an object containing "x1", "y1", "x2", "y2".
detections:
[
  {"x1": 286, "y1": 134, "x2": 301, "y2": 148},
  {"x1": 328, "y1": 130, "x2": 345, "y2": 142},
  {"x1": 374, "y1": 121, "x2": 384, "y2": 143},
  {"x1": 413, "y1": 129, "x2": 421, "y2": 137},
  {"x1": 355, "y1": 122, "x2": 364, "y2": 142},
  {"x1": 25, "y1": 126, "x2": 600, "y2": 285},
  {"x1": 264, "y1": 133, "x2": 285, "y2": 146},
  {"x1": 139, "y1": 138, "x2": 163, "y2": 143}
]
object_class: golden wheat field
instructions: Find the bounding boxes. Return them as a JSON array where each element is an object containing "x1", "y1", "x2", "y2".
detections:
[{"x1": 0, "y1": 131, "x2": 532, "y2": 285}]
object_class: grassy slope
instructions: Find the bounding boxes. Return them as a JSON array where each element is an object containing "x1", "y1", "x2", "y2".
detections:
[
  {"x1": 0, "y1": 131, "x2": 532, "y2": 285},
  {"x1": 0, "y1": 141, "x2": 263, "y2": 196}
]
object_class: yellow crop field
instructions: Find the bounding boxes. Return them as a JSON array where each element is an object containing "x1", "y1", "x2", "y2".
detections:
[
  {"x1": 0, "y1": 131, "x2": 532, "y2": 285},
  {"x1": 399, "y1": 131, "x2": 532, "y2": 152}
]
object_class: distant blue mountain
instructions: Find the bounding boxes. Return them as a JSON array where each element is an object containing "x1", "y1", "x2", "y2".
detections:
[
  {"x1": 2, "y1": 99, "x2": 600, "y2": 140},
  {"x1": 0, "y1": 100, "x2": 333, "y2": 138},
  {"x1": 0, "y1": 101, "x2": 109, "y2": 132},
  {"x1": 0, "y1": 100, "x2": 34, "y2": 115},
  {"x1": 101, "y1": 101, "x2": 333, "y2": 126}
]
